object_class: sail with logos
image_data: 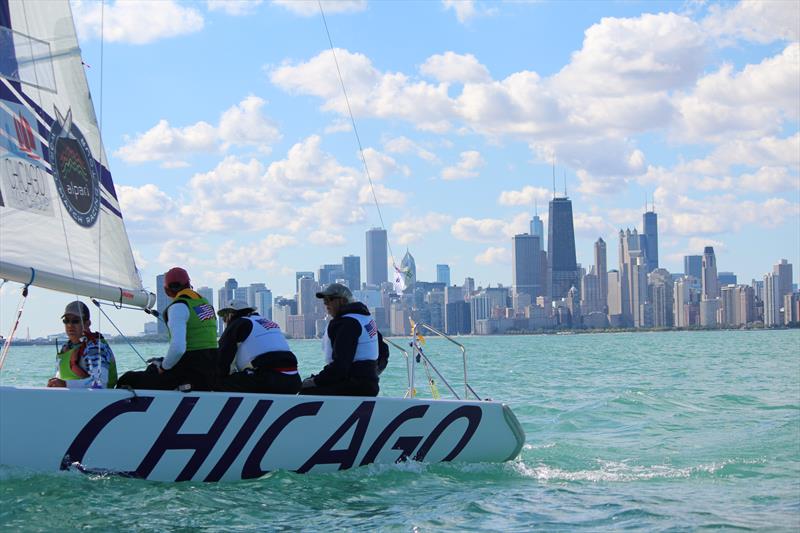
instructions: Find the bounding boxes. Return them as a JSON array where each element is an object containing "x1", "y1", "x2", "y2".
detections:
[{"x1": 0, "y1": 0, "x2": 525, "y2": 481}]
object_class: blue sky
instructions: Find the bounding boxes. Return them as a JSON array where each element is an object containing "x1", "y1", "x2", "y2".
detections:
[{"x1": 2, "y1": 0, "x2": 799, "y2": 338}]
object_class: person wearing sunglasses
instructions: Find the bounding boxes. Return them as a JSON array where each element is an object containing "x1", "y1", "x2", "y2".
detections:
[
  {"x1": 214, "y1": 299, "x2": 301, "y2": 394},
  {"x1": 47, "y1": 301, "x2": 117, "y2": 389},
  {"x1": 299, "y1": 283, "x2": 380, "y2": 397}
]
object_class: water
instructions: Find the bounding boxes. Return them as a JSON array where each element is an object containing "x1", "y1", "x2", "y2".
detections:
[{"x1": 2, "y1": 330, "x2": 799, "y2": 531}]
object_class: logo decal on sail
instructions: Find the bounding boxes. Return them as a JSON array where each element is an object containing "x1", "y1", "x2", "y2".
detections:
[{"x1": 48, "y1": 106, "x2": 100, "y2": 227}]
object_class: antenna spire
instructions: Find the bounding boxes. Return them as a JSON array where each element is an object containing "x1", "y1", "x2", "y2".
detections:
[
  {"x1": 552, "y1": 157, "x2": 556, "y2": 198},
  {"x1": 563, "y1": 170, "x2": 567, "y2": 197}
]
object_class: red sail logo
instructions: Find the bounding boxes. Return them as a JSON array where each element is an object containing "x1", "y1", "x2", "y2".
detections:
[{"x1": 13, "y1": 112, "x2": 40, "y2": 160}]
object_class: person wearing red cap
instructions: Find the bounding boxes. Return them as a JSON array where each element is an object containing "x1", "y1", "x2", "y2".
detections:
[
  {"x1": 117, "y1": 267, "x2": 218, "y2": 391},
  {"x1": 47, "y1": 300, "x2": 118, "y2": 389}
]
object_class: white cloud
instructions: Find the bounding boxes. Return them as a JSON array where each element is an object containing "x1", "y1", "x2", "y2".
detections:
[
  {"x1": 673, "y1": 45, "x2": 800, "y2": 142},
  {"x1": 218, "y1": 96, "x2": 281, "y2": 152},
  {"x1": 475, "y1": 246, "x2": 510, "y2": 265},
  {"x1": 270, "y1": 49, "x2": 456, "y2": 132},
  {"x1": 215, "y1": 235, "x2": 295, "y2": 270},
  {"x1": 324, "y1": 119, "x2": 352, "y2": 134},
  {"x1": 702, "y1": 1, "x2": 800, "y2": 44},
  {"x1": 308, "y1": 230, "x2": 346, "y2": 246},
  {"x1": 358, "y1": 184, "x2": 408, "y2": 207},
  {"x1": 420, "y1": 52, "x2": 491, "y2": 83},
  {"x1": 739, "y1": 167, "x2": 800, "y2": 194},
  {"x1": 383, "y1": 136, "x2": 438, "y2": 162},
  {"x1": 117, "y1": 184, "x2": 175, "y2": 221},
  {"x1": 361, "y1": 148, "x2": 410, "y2": 180},
  {"x1": 687, "y1": 237, "x2": 726, "y2": 254},
  {"x1": 73, "y1": 0, "x2": 204, "y2": 44},
  {"x1": 442, "y1": 0, "x2": 478, "y2": 24},
  {"x1": 441, "y1": 150, "x2": 484, "y2": 180},
  {"x1": 451, "y1": 213, "x2": 529, "y2": 243},
  {"x1": 498, "y1": 186, "x2": 551, "y2": 206},
  {"x1": 266, "y1": 135, "x2": 355, "y2": 186},
  {"x1": 273, "y1": 0, "x2": 366, "y2": 17},
  {"x1": 115, "y1": 120, "x2": 216, "y2": 164},
  {"x1": 207, "y1": 0, "x2": 263, "y2": 16},
  {"x1": 116, "y1": 97, "x2": 281, "y2": 164},
  {"x1": 392, "y1": 213, "x2": 452, "y2": 245},
  {"x1": 554, "y1": 13, "x2": 707, "y2": 95}
]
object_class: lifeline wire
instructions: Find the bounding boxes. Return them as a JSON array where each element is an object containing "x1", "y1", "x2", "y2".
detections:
[
  {"x1": 317, "y1": 0, "x2": 397, "y2": 267},
  {"x1": 91, "y1": 300, "x2": 148, "y2": 365}
]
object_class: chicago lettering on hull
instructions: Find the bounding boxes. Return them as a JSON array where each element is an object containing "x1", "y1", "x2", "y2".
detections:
[{"x1": 58, "y1": 394, "x2": 486, "y2": 482}]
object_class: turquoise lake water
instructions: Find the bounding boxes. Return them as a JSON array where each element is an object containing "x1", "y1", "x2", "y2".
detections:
[{"x1": 1, "y1": 329, "x2": 799, "y2": 531}]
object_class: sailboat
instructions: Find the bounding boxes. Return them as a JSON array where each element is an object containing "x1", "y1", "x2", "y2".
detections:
[{"x1": 0, "y1": 0, "x2": 525, "y2": 481}]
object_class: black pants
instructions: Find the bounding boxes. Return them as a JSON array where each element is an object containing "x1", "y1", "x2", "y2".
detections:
[
  {"x1": 299, "y1": 377, "x2": 379, "y2": 397},
  {"x1": 215, "y1": 369, "x2": 301, "y2": 394},
  {"x1": 116, "y1": 348, "x2": 217, "y2": 391}
]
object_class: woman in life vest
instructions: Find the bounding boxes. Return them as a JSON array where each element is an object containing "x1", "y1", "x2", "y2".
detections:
[
  {"x1": 116, "y1": 267, "x2": 218, "y2": 391},
  {"x1": 214, "y1": 299, "x2": 301, "y2": 394},
  {"x1": 300, "y1": 283, "x2": 380, "y2": 397},
  {"x1": 47, "y1": 301, "x2": 117, "y2": 389}
]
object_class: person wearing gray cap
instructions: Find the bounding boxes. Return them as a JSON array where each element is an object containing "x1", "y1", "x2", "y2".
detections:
[
  {"x1": 299, "y1": 283, "x2": 380, "y2": 396},
  {"x1": 47, "y1": 301, "x2": 118, "y2": 389},
  {"x1": 214, "y1": 299, "x2": 301, "y2": 394}
]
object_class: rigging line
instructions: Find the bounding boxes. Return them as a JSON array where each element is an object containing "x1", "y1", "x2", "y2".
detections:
[
  {"x1": 0, "y1": 284, "x2": 31, "y2": 371},
  {"x1": 317, "y1": 1, "x2": 397, "y2": 266},
  {"x1": 97, "y1": 0, "x2": 105, "y2": 330},
  {"x1": 91, "y1": 300, "x2": 147, "y2": 365}
]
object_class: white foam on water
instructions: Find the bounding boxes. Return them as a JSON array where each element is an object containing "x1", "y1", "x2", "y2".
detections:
[{"x1": 510, "y1": 457, "x2": 764, "y2": 482}]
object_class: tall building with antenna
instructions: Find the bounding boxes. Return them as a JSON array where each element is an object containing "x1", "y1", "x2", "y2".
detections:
[
  {"x1": 530, "y1": 199, "x2": 544, "y2": 252},
  {"x1": 547, "y1": 190, "x2": 579, "y2": 301}
]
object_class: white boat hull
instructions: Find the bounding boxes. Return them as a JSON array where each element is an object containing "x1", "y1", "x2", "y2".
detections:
[{"x1": 0, "y1": 386, "x2": 525, "y2": 481}]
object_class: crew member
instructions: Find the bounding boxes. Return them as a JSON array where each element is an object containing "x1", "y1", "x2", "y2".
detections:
[
  {"x1": 214, "y1": 300, "x2": 301, "y2": 394},
  {"x1": 300, "y1": 283, "x2": 380, "y2": 396},
  {"x1": 48, "y1": 301, "x2": 117, "y2": 389},
  {"x1": 117, "y1": 267, "x2": 217, "y2": 391}
]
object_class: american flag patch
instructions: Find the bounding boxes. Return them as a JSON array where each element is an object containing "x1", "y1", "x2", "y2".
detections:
[
  {"x1": 194, "y1": 304, "x2": 216, "y2": 321},
  {"x1": 365, "y1": 319, "x2": 377, "y2": 338},
  {"x1": 256, "y1": 318, "x2": 280, "y2": 330}
]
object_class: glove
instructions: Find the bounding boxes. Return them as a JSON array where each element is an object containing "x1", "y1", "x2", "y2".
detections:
[
  {"x1": 146, "y1": 357, "x2": 164, "y2": 371},
  {"x1": 301, "y1": 376, "x2": 316, "y2": 389}
]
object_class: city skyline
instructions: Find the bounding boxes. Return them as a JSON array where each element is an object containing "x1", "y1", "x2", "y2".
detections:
[{"x1": 1, "y1": 0, "x2": 798, "y2": 337}]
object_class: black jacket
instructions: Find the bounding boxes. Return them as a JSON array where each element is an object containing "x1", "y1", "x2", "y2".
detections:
[{"x1": 315, "y1": 302, "x2": 379, "y2": 386}]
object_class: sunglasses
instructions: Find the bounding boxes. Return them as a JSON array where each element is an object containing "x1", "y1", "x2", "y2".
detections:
[
  {"x1": 62, "y1": 318, "x2": 84, "y2": 325},
  {"x1": 323, "y1": 296, "x2": 341, "y2": 303}
]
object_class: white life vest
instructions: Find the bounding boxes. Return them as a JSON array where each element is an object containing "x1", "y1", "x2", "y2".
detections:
[
  {"x1": 322, "y1": 313, "x2": 379, "y2": 364},
  {"x1": 235, "y1": 316, "x2": 291, "y2": 371}
]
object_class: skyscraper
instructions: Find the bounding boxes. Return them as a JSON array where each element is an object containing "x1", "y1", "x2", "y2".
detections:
[
  {"x1": 436, "y1": 264, "x2": 451, "y2": 285},
  {"x1": 512, "y1": 233, "x2": 540, "y2": 302},
  {"x1": 701, "y1": 246, "x2": 719, "y2": 300},
  {"x1": 643, "y1": 209, "x2": 658, "y2": 273},
  {"x1": 295, "y1": 272, "x2": 314, "y2": 293},
  {"x1": 684, "y1": 255, "x2": 702, "y2": 280},
  {"x1": 594, "y1": 238, "x2": 607, "y2": 312},
  {"x1": 774, "y1": 259, "x2": 793, "y2": 302},
  {"x1": 530, "y1": 211, "x2": 544, "y2": 252},
  {"x1": 366, "y1": 227, "x2": 388, "y2": 286},
  {"x1": 547, "y1": 196, "x2": 579, "y2": 300},
  {"x1": 342, "y1": 255, "x2": 361, "y2": 290},
  {"x1": 400, "y1": 249, "x2": 417, "y2": 292}
]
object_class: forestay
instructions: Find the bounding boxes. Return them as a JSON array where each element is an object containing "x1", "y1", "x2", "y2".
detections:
[{"x1": 0, "y1": 0, "x2": 152, "y2": 308}]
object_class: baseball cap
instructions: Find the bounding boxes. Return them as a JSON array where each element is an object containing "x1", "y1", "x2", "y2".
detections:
[
  {"x1": 315, "y1": 283, "x2": 352, "y2": 302},
  {"x1": 217, "y1": 299, "x2": 255, "y2": 316},
  {"x1": 62, "y1": 300, "x2": 90, "y2": 319},
  {"x1": 164, "y1": 267, "x2": 191, "y2": 289}
]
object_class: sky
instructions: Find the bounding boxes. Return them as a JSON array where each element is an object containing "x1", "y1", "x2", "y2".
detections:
[{"x1": 1, "y1": 0, "x2": 798, "y2": 338}]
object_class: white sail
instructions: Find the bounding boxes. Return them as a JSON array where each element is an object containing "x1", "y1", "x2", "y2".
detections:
[{"x1": 0, "y1": 0, "x2": 153, "y2": 308}]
